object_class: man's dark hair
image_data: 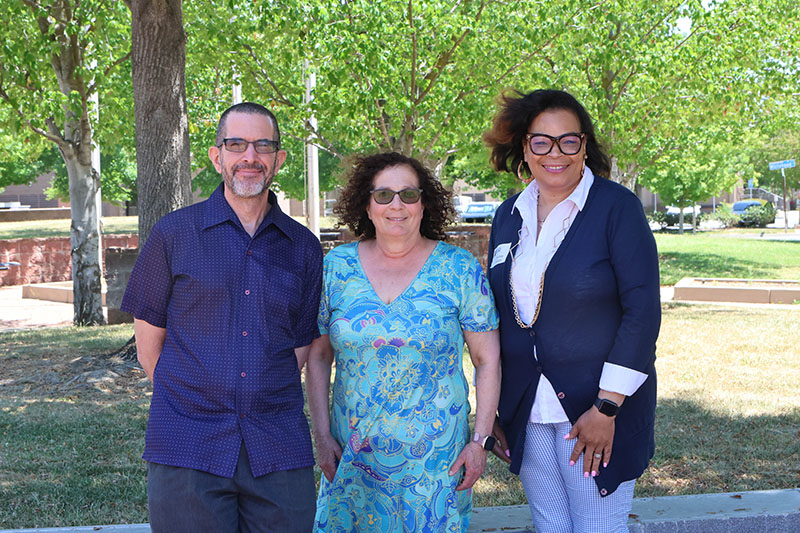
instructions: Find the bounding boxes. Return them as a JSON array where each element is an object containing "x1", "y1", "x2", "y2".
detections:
[{"x1": 215, "y1": 102, "x2": 280, "y2": 146}]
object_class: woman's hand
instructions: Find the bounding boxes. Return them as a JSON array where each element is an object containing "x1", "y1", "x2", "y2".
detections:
[
  {"x1": 449, "y1": 442, "x2": 487, "y2": 491},
  {"x1": 490, "y1": 416, "x2": 512, "y2": 464},
  {"x1": 314, "y1": 431, "x2": 343, "y2": 483},
  {"x1": 564, "y1": 406, "x2": 615, "y2": 478}
]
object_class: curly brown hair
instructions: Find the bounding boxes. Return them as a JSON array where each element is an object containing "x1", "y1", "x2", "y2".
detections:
[
  {"x1": 483, "y1": 89, "x2": 611, "y2": 179},
  {"x1": 334, "y1": 152, "x2": 456, "y2": 240}
]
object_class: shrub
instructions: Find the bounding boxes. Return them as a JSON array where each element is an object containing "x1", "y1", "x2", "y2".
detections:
[
  {"x1": 648, "y1": 211, "x2": 667, "y2": 229},
  {"x1": 664, "y1": 209, "x2": 701, "y2": 228},
  {"x1": 739, "y1": 202, "x2": 776, "y2": 227},
  {"x1": 704, "y1": 204, "x2": 739, "y2": 228}
]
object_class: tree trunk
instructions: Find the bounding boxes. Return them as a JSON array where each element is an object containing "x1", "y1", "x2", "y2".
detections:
[
  {"x1": 130, "y1": 0, "x2": 193, "y2": 246},
  {"x1": 610, "y1": 156, "x2": 638, "y2": 190},
  {"x1": 62, "y1": 146, "x2": 105, "y2": 325}
]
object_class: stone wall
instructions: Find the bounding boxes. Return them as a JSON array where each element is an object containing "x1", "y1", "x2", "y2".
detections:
[{"x1": 0, "y1": 234, "x2": 139, "y2": 286}]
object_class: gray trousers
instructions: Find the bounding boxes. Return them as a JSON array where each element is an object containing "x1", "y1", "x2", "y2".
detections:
[{"x1": 147, "y1": 441, "x2": 315, "y2": 533}]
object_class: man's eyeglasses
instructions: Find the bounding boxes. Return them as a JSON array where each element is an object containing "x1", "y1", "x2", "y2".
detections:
[
  {"x1": 524, "y1": 132, "x2": 585, "y2": 156},
  {"x1": 218, "y1": 138, "x2": 280, "y2": 154},
  {"x1": 370, "y1": 188, "x2": 423, "y2": 205}
]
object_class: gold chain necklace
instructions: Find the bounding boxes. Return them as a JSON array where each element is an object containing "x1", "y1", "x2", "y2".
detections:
[{"x1": 509, "y1": 206, "x2": 575, "y2": 329}]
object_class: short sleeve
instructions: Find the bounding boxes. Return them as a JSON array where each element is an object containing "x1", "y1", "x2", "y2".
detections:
[
  {"x1": 317, "y1": 250, "x2": 335, "y2": 335},
  {"x1": 120, "y1": 223, "x2": 173, "y2": 328},
  {"x1": 293, "y1": 239, "x2": 323, "y2": 348},
  {"x1": 457, "y1": 250, "x2": 500, "y2": 332}
]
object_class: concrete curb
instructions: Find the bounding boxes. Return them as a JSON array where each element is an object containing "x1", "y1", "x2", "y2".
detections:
[
  {"x1": 3, "y1": 488, "x2": 798, "y2": 532},
  {"x1": 467, "y1": 488, "x2": 800, "y2": 532}
]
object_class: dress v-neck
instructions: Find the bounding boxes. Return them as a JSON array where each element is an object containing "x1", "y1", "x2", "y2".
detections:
[{"x1": 355, "y1": 240, "x2": 441, "y2": 306}]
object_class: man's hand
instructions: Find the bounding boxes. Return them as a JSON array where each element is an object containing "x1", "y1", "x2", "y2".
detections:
[{"x1": 449, "y1": 442, "x2": 487, "y2": 491}]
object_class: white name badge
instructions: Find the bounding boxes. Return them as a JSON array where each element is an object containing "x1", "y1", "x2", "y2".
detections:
[{"x1": 490, "y1": 242, "x2": 511, "y2": 269}]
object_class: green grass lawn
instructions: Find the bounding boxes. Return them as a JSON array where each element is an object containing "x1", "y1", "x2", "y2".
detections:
[
  {"x1": 2, "y1": 303, "x2": 799, "y2": 527},
  {"x1": 0, "y1": 217, "x2": 139, "y2": 240},
  {"x1": 654, "y1": 233, "x2": 800, "y2": 285}
]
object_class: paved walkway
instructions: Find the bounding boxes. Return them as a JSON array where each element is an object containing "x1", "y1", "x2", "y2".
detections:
[
  {"x1": 2, "y1": 489, "x2": 799, "y2": 532},
  {"x1": 0, "y1": 285, "x2": 76, "y2": 331}
]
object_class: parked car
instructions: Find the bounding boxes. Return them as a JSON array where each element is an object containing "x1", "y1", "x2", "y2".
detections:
[
  {"x1": 664, "y1": 205, "x2": 702, "y2": 227},
  {"x1": 460, "y1": 201, "x2": 500, "y2": 223},
  {"x1": 733, "y1": 200, "x2": 775, "y2": 227},
  {"x1": 731, "y1": 200, "x2": 762, "y2": 216},
  {"x1": 452, "y1": 195, "x2": 473, "y2": 215}
]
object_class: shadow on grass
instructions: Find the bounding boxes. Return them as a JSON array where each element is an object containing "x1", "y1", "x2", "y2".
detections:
[
  {"x1": 639, "y1": 397, "x2": 800, "y2": 497},
  {"x1": 0, "y1": 398, "x2": 149, "y2": 529},
  {"x1": 659, "y1": 251, "x2": 778, "y2": 285}
]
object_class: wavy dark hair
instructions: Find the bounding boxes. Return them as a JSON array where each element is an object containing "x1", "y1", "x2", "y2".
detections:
[
  {"x1": 483, "y1": 89, "x2": 610, "y2": 179},
  {"x1": 334, "y1": 152, "x2": 455, "y2": 240}
]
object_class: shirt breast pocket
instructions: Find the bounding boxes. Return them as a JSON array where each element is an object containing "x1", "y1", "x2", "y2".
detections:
[{"x1": 263, "y1": 266, "x2": 304, "y2": 333}]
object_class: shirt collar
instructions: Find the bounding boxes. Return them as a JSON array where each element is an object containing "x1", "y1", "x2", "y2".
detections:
[
  {"x1": 202, "y1": 183, "x2": 293, "y2": 239},
  {"x1": 512, "y1": 166, "x2": 595, "y2": 223}
]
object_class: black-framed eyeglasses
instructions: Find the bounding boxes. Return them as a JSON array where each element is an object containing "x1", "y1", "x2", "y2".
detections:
[
  {"x1": 370, "y1": 188, "x2": 423, "y2": 205},
  {"x1": 218, "y1": 137, "x2": 280, "y2": 154},
  {"x1": 524, "y1": 132, "x2": 585, "y2": 155}
]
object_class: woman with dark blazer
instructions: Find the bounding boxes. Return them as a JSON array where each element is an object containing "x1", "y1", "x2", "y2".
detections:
[{"x1": 483, "y1": 89, "x2": 661, "y2": 532}]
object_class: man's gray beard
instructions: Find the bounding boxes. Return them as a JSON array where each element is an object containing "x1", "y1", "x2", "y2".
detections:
[{"x1": 223, "y1": 166, "x2": 274, "y2": 198}]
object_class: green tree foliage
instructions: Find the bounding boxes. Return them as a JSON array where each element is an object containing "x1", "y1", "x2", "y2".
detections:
[
  {"x1": 186, "y1": 0, "x2": 590, "y2": 197},
  {"x1": 0, "y1": 0, "x2": 132, "y2": 325}
]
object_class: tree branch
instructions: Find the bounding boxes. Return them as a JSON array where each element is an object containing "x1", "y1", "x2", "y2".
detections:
[
  {"x1": 409, "y1": 0, "x2": 417, "y2": 101},
  {"x1": 241, "y1": 44, "x2": 295, "y2": 107}
]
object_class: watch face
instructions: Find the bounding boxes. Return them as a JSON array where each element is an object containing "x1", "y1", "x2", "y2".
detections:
[
  {"x1": 596, "y1": 398, "x2": 619, "y2": 416},
  {"x1": 483, "y1": 435, "x2": 497, "y2": 450}
]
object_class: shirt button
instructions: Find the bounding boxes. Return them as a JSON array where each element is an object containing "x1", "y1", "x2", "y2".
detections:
[
  {"x1": 529, "y1": 330, "x2": 535, "y2": 337},
  {"x1": 600, "y1": 488, "x2": 608, "y2": 496},
  {"x1": 536, "y1": 366, "x2": 542, "y2": 372},
  {"x1": 557, "y1": 392, "x2": 565, "y2": 399},
  {"x1": 240, "y1": 413, "x2": 245, "y2": 419},
  {"x1": 247, "y1": 250, "x2": 252, "y2": 256},
  {"x1": 241, "y1": 372, "x2": 246, "y2": 378},
  {"x1": 244, "y1": 289, "x2": 250, "y2": 295},
  {"x1": 242, "y1": 331, "x2": 248, "y2": 337}
]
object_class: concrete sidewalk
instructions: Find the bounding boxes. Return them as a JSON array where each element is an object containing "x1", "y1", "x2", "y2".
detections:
[{"x1": 2, "y1": 489, "x2": 798, "y2": 532}]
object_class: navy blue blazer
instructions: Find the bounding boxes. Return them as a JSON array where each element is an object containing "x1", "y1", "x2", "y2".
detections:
[{"x1": 488, "y1": 177, "x2": 661, "y2": 496}]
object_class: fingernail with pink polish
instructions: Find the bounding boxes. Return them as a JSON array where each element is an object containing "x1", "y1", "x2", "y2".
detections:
[
  {"x1": 591, "y1": 471, "x2": 597, "y2": 477},
  {"x1": 563, "y1": 434, "x2": 570, "y2": 439},
  {"x1": 603, "y1": 462, "x2": 608, "y2": 468},
  {"x1": 505, "y1": 450, "x2": 511, "y2": 457},
  {"x1": 584, "y1": 472, "x2": 589, "y2": 478},
  {"x1": 570, "y1": 460, "x2": 575, "y2": 466}
]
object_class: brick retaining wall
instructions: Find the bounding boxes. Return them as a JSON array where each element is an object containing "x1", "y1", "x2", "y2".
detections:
[
  {"x1": 0, "y1": 234, "x2": 139, "y2": 286},
  {"x1": 1, "y1": 226, "x2": 490, "y2": 288}
]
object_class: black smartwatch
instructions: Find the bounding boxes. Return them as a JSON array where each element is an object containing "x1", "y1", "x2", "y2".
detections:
[
  {"x1": 594, "y1": 397, "x2": 620, "y2": 417},
  {"x1": 473, "y1": 432, "x2": 496, "y2": 451}
]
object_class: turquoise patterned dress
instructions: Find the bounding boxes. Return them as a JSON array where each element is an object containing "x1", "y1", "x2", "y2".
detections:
[{"x1": 314, "y1": 241, "x2": 499, "y2": 533}]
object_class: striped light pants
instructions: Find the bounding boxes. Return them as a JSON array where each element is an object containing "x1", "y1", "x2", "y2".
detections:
[{"x1": 519, "y1": 421, "x2": 635, "y2": 533}]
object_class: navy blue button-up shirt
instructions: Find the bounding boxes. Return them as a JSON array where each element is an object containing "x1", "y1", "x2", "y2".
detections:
[{"x1": 121, "y1": 184, "x2": 323, "y2": 478}]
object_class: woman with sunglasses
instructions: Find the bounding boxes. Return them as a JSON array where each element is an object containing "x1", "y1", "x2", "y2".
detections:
[
  {"x1": 306, "y1": 152, "x2": 501, "y2": 532},
  {"x1": 483, "y1": 89, "x2": 661, "y2": 532}
]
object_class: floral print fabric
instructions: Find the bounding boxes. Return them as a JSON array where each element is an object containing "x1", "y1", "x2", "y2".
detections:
[{"x1": 314, "y1": 241, "x2": 498, "y2": 532}]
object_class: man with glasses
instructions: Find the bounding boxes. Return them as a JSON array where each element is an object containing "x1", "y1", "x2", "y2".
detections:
[{"x1": 122, "y1": 102, "x2": 321, "y2": 532}]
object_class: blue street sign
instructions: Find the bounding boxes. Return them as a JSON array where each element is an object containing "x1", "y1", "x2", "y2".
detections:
[{"x1": 769, "y1": 159, "x2": 795, "y2": 170}]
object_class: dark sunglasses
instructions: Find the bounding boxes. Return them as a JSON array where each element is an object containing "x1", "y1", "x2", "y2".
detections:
[
  {"x1": 218, "y1": 138, "x2": 280, "y2": 154},
  {"x1": 370, "y1": 188, "x2": 422, "y2": 205}
]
